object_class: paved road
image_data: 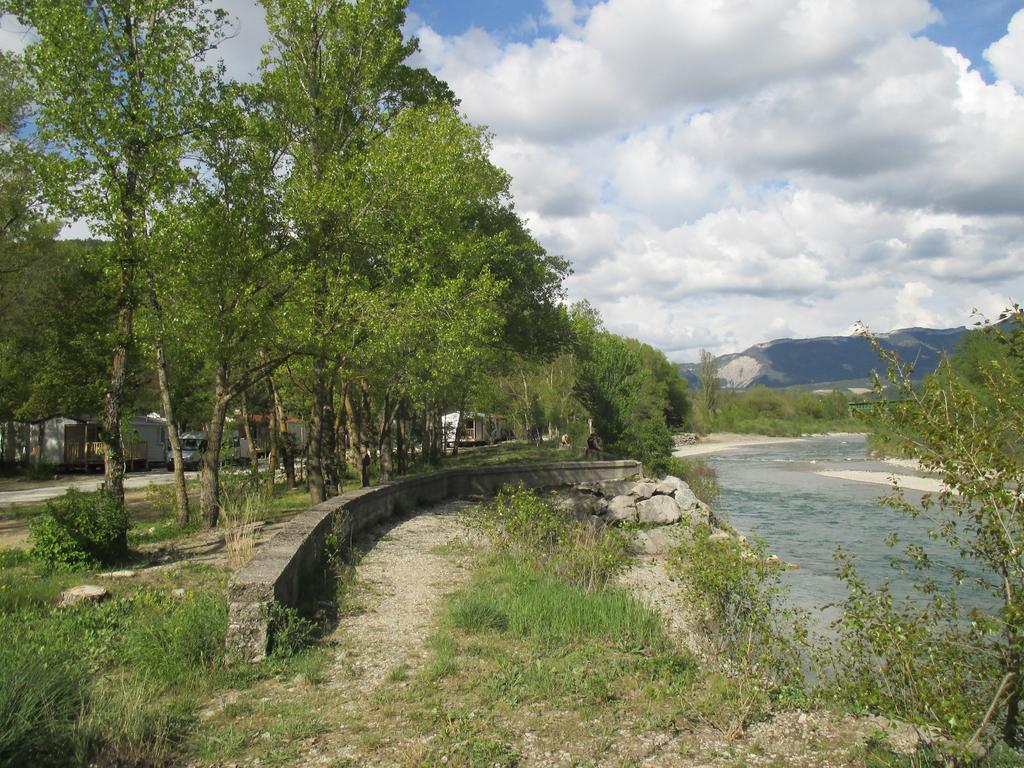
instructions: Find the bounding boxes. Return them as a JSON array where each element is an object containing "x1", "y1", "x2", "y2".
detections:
[{"x1": 0, "y1": 470, "x2": 200, "y2": 506}]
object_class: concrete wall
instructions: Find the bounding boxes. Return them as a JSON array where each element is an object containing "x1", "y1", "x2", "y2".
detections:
[{"x1": 226, "y1": 459, "x2": 642, "y2": 662}]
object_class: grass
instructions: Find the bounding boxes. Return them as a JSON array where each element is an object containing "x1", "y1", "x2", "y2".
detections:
[
  {"x1": 0, "y1": 546, "x2": 337, "y2": 768},
  {"x1": 436, "y1": 439, "x2": 598, "y2": 470}
]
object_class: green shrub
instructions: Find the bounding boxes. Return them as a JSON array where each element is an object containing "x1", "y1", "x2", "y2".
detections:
[
  {"x1": 29, "y1": 490, "x2": 129, "y2": 570},
  {"x1": 668, "y1": 523, "x2": 806, "y2": 696},
  {"x1": 266, "y1": 603, "x2": 318, "y2": 658},
  {"x1": 464, "y1": 485, "x2": 630, "y2": 590},
  {"x1": 22, "y1": 462, "x2": 59, "y2": 481}
]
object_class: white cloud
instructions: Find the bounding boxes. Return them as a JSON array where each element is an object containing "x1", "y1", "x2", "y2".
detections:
[
  {"x1": 0, "y1": 15, "x2": 32, "y2": 54},
  {"x1": 984, "y1": 8, "x2": 1024, "y2": 90}
]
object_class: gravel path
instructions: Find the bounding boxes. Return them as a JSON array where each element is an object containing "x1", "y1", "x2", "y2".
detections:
[{"x1": 329, "y1": 498, "x2": 478, "y2": 691}]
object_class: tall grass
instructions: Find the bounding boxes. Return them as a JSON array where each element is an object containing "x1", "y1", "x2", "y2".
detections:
[
  {"x1": 446, "y1": 557, "x2": 664, "y2": 650},
  {"x1": 0, "y1": 561, "x2": 230, "y2": 767},
  {"x1": 220, "y1": 487, "x2": 267, "y2": 569}
]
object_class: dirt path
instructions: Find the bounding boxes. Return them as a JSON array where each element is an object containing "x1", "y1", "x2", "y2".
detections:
[{"x1": 329, "y1": 498, "x2": 478, "y2": 691}]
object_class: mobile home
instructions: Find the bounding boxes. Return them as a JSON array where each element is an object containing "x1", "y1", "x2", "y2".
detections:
[
  {"x1": 441, "y1": 412, "x2": 510, "y2": 448},
  {"x1": 1, "y1": 414, "x2": 168, "y2": 471}
]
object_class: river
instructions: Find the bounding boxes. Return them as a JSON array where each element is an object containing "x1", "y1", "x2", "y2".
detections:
[{"x1": 704, "y1": 433, "x2": 993, "y2": 627}]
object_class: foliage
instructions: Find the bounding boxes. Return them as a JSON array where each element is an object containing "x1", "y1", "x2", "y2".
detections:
[
  {"x1": 464, "y1": 485, "x2": 630, "y2": 591},
  {"x1": 572, "y1": 317, "x2": 682, "y2": 465},
  {"x1": 0, "y1": 563, "x2": 229, "y2": 767},
  {"x1": 28, "y1": 490, "x2": 129, "y2": 570},
  {"x1": 668, "y1": 523, "x2": 807, "y2": 707},
  {"x1": 848, "y1": 305, "x2": 1024, "y2": 752},
  {"x1": 695, "y1": 348, "x2": 719, "y2": 432},
  {"x1": 713, "y1": 386, "x2": 860, "y2": 436},
  {"x1": 823, "y1": 549, "x2": 993, "y2": 744},
  {"x1": 266, "y1": 603, "x2": 318, "y2": 658}
]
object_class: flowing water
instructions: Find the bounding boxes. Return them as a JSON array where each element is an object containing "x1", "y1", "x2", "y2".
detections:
[{"x1": 705, "y1": 434, "x2": 994, "y2": 630}]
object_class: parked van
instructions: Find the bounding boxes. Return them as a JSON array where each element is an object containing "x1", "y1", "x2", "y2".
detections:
[{"x1": 167, "y1": 431, "x2": 207, "y2": 471}]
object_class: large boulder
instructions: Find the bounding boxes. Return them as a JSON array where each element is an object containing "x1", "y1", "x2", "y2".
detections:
[
  {"x1": 673, "y1": 484, "x2": 703, "y2": 511},
  {"x1": 574, "y1": 494, "x2": 609, "y2": 518},
  {"x1": 629, "y1": 525, "x2": 686, "y2": 555},
  {"x1": 605, "y1": 495, "x2": 637, "y2": 524},
  {"x1": 636, "y1": 495, "x2": 683, "y2": 525},
  {"x1": 629, "y1": 481, "x2": 659, "y2": 500},
  {"x1": 655, "y1": 475, "x2": 687, "y2": 496}
]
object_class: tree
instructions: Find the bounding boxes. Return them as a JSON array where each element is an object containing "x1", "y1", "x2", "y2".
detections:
[
  {"x1": 150, "y1": 83, "x2": 292, "y2": 527},
  {"x1": 696, "y1": 348, "x2": 719, "y2": 431},
  {"x1": 15, "y1": 0, "x2": 225, "y2": 506},
  {"x1": 261, "y1": 0, "x2": 454, "y2": 504},
  {"x1": 858, "y1": 305, "x2": 1024, "y2": 752}
]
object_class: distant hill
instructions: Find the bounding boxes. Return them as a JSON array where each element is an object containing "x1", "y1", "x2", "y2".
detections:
[{"x1": 678, "y1": 326, "x2": 967, "y2": 390}]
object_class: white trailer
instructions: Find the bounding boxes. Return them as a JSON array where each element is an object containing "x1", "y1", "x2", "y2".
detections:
[{"x1": 442, "y1": 412, "x2": 509, "y2": 448}]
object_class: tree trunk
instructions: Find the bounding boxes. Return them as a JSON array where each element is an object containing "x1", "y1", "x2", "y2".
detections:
[
  {"x1": 322, "y1": 378, "x2": 338, "y2": 494},
  {"x1": 270, "y1": 376, "x2": 295, "y2": 488},
  {"x1": 36, "y1": 419, "x2": 45, "y2": 467},
  {"x1": 344, "y1": 387, "x2": 363, "y2": 471},
  {"x1": 396, "y1": 400, "x2": 408, "y2": 475},
  {"x1": 153, "y1": 336, "x2": 191, "y2": 526},
  {"x1": 376, "y1": 395, "x2": 394, "y2": 483},
  {"x1": 307, "y1": 354, "x2": 328, "y2": 505},
  {"x1": 240, "y1": 390, "x2": 259, "y2": 475},
  {"x1": 333, "y1": 391, "x2": 347, "y2": 494},
  {"x1": 201, "y1": 374, "x2": 230, "y2": 528},
  {"x1": 102, "y1": 303, "x2": 132, "y2": 507},
  {"x1": 267, "y1": 384, "x2": 279, "y2": 494}
]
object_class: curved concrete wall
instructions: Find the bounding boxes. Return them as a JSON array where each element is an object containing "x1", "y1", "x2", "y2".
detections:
[{"x1": 226, "y1": 459, "x2": 642, "y2": 661}]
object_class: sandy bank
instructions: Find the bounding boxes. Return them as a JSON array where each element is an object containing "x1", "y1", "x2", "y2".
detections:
[
  {"x1": 815, "y1": 469, "x2": 947, "y2": 494},
  {"x1": 673, "y1": 433, "x2": 805, "y2": 458}
]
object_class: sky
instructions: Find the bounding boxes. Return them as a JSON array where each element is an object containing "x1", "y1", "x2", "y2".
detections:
[{"x1": 3, "y1": 0, "x2": 1024, "y2": 361}]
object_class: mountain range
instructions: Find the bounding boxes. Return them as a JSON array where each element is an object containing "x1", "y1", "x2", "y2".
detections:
[{"x1": 677, "y1": 326, "x2": 968, "y2": 390}]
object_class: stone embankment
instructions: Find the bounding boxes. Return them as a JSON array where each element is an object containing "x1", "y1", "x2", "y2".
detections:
[
  {"x1": 547, "y1": 473, "x2": 734, "y2": 557},
  {"x1": 226, "y1": 460, "x2": 643, "y2": 662}
]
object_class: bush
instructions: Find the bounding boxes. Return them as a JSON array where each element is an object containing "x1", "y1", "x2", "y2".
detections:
[
  {"x1": 266, "y1": 603, "x2": 318, "y2": 658},
  {"x1": 22, "y1": 461, "x2": 59, "y2": 482},
  {"x1": 29, "y1": 490, "x2": 129, "y2": 570},
  {"x1": 668, "y1": 523, "x2": 806, "y2": 701},
  {"x1": 464, "y1": 485, "x2": 630, "y2": 591}
]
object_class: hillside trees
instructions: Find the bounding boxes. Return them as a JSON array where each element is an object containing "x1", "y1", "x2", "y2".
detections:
[{"x1": 14, "y1": 0, "x2": 226, "y2": 505}]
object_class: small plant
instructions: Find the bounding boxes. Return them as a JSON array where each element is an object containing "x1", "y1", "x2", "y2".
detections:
[
  {"x1": 266, "y1": 603, "x2": 318, "y2": 658},
  {"x1": 668, "y1": 523, "x2": 807, "y2": 708},
  {"x1": 464, "y1": 485, "x2": 629, "y2": 591},
  {"x1": 220, "y1": 487, "x2": 267, "y2": 569},
  {"x1": 22, "y1": 461, "x2": 59, "y2": 482},
  {"x1": 28, "y1": 489, "x2": 129, "y2": 569}
]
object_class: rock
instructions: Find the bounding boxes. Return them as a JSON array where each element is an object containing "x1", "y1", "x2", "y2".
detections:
[
  {"x1": 673, "y1": 484, "x2": 702, "y2": 510},
  {"x1": 592, "y1": 479, "x2": 634, "y2": 498},
  {"x1": 628, "y1": 530, "x2": 657, "y2": 555},
  {"x1": 57, "y1": 585, "x2": 110, "y2": 608},
  {"x1": 708, "y1": 530, "x2": 731, "y2": 542},
  {"x1": 98, "y1": 569, "x2": 136, "y2": 579},
  {"x1": 636, "y1": 495, "x2": 683, "y2": 525},
  {"x1": 569, "y1": 494, "x2": 608, "y2": 519},
  {"x1": 574, "y1": 482, "x2": 599, "y2": 496},
  {"x1": 171, "y1": 588, "x2": 187, "y2": 598},
  {"x1": 654, "y1": 475, "x2": 688, "y2": 496},
  {"x1": 629, "y1": 481, "x2": 659, "y2": 500},
  {"x1": 605, "y1": 495, "x2": 637, "y2": 524},
  {"x1": 646, "y1": 526, "x2": 684, "y2": 553}
]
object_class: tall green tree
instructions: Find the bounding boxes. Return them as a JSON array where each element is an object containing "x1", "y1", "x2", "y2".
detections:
[
  {"x1": 150, "y1": 84, "x2": 292, "y2": 527},
  {"x1": 261, "y1": 0, "x2": 455, "y2": 503},
  {"x1": 15, "y1": 0, "x2": 226, "y2": 505}
]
